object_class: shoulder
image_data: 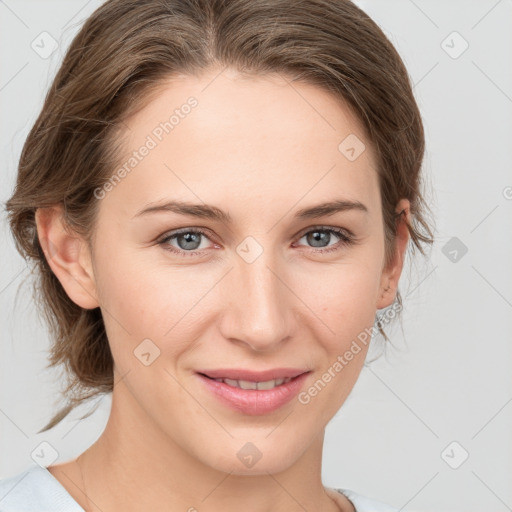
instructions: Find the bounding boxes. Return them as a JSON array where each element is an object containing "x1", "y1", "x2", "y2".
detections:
[
  {"x1": 335, "y1": 488, "x2": 399, "y2": 512},
  {"x1": 0, "y1": 464, "x2": 83, "y2": 511}
]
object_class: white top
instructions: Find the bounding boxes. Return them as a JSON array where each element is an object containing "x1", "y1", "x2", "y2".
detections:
[{"x1": 0, "y1": 464, "x2": 398, "y2": 511}]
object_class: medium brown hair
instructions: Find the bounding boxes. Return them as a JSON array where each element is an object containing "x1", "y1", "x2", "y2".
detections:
[{"x1": 5, "y1": 0, "x2": 435, "y2": 432}]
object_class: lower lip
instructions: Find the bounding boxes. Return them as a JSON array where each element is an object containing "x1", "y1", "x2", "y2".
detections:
[{"x1": 196, "y1": 372, "x2": 310, "y2": 415}]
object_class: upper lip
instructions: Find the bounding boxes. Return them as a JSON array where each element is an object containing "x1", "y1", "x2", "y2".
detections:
[{"x1": 197, "y1": 368, "x2": 310, "y2": 381}]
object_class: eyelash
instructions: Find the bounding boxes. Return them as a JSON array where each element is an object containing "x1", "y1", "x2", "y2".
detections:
[{"x1": 157, "y1": 226, "x2": 355, "y2": 257}]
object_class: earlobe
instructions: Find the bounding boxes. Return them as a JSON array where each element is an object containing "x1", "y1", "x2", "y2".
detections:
[
  {"x1": 376, "y1": 198, "x2": 410, "y2": 310},
  {"x1": 35, "y1": 206, "x2": 99, "y2": 310}
]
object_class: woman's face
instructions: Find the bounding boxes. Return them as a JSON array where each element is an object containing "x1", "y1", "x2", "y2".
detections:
[{"x1": 63, "y1": 68, "x2": 407, "y2": 474}]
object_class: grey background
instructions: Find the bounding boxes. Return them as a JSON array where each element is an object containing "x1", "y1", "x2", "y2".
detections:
[{"x1": 1, "y1": 1, "x2": 511, "y2": 511}]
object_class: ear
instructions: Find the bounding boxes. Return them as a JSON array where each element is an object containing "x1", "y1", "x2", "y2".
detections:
[
  {"x1": 35, "y1": 205, "x2": 99, "y2": 310},
  {"x1": 376, "y1": 198, "x2": 410, "y2": 310}
]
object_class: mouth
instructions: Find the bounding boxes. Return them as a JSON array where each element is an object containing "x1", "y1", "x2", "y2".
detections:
[
  {"x1": 195, "y1": 368, "x2": 311, "y2": 415},
  {"x1": 199, "y1": 373, "x2": 295, "y2": 390}
]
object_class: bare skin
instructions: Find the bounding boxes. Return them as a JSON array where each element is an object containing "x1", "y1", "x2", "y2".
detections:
[{"x1": 39, "y1": 66, "x2": 410, "y2": 512}]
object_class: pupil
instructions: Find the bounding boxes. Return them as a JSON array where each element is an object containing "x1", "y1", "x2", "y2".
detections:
[
  {"x1": 179, "y1": 232, "x2": 201, "y2": 250},
  {"x1": 308, "y1": 231, "x2": 329, "y2": 248}
]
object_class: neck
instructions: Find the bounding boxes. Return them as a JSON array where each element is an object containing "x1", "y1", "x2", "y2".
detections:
[{"x1": 70, "y1": 384, "x2": 352, "y2": 512}]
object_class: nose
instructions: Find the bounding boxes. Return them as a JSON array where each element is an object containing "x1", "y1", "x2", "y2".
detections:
[{"x1": 219, "y1": 251, "x2": 295, "y2": 352}]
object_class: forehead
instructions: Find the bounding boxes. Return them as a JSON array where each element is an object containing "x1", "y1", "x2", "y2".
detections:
[{"x1": 104, "y1": 68, "x2": 380, "y2": 222}]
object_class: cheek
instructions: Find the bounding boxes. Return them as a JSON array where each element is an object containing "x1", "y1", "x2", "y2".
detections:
[
  {"x1": 295, "y1": 264, "x2": 379, "y2": 419},
  {"x1": 92, "y1": 242, "x2": 219, "y2": 362},
  {"x1": 294, "y1": 255, "x2": 382, "y2": 340}
]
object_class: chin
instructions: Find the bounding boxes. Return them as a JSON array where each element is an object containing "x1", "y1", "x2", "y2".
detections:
[{"x1": 203, "y1": 437, "x2": 306, "y2": 476}]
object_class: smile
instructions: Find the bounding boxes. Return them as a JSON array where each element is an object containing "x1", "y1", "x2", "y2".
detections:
[
  {"x1": 196, "y1": 371, "x2": 311, "y2": 415},
  {"x1": 208, "y1": 377, "x2": 293, "y2": 390}
]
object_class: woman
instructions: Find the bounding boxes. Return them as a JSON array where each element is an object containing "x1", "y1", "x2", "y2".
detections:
[{"x1": 1, "y1": 0, "x2": 434, "y2": 510}]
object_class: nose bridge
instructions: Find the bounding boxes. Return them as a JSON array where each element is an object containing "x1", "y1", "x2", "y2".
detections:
[{"x1": 222, "y1": 242, "x2": 292, "y2": 350}]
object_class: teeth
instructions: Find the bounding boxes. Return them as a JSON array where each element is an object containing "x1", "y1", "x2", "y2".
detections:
[
  {"x1": 256, "y1": 378, "x2": 283, "y2": 390},
  {"x1": 238, "y1": 380, "x2": 259, "y2": 390},
  {"x1": 217, "y1": 377, "x2": 292, "y2": 390}
]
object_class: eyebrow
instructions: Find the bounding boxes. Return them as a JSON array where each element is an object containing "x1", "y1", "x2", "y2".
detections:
[{"x1": 133, "y1": 199, "x2": 368, "y2": 222}]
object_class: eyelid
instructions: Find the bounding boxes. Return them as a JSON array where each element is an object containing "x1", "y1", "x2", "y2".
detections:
[
  {"x1": 156, "y1": 225, "x2": 354, "y2": 242},
  {"x1": 294, "y1": 224, "x2": 354, "y2": 240},
  {"x1": 156, "y1": 224, "x2": 356, "y2": 256},
  {"x1": 156, "y1": 227, "x2": 216, "y2": 255}
]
